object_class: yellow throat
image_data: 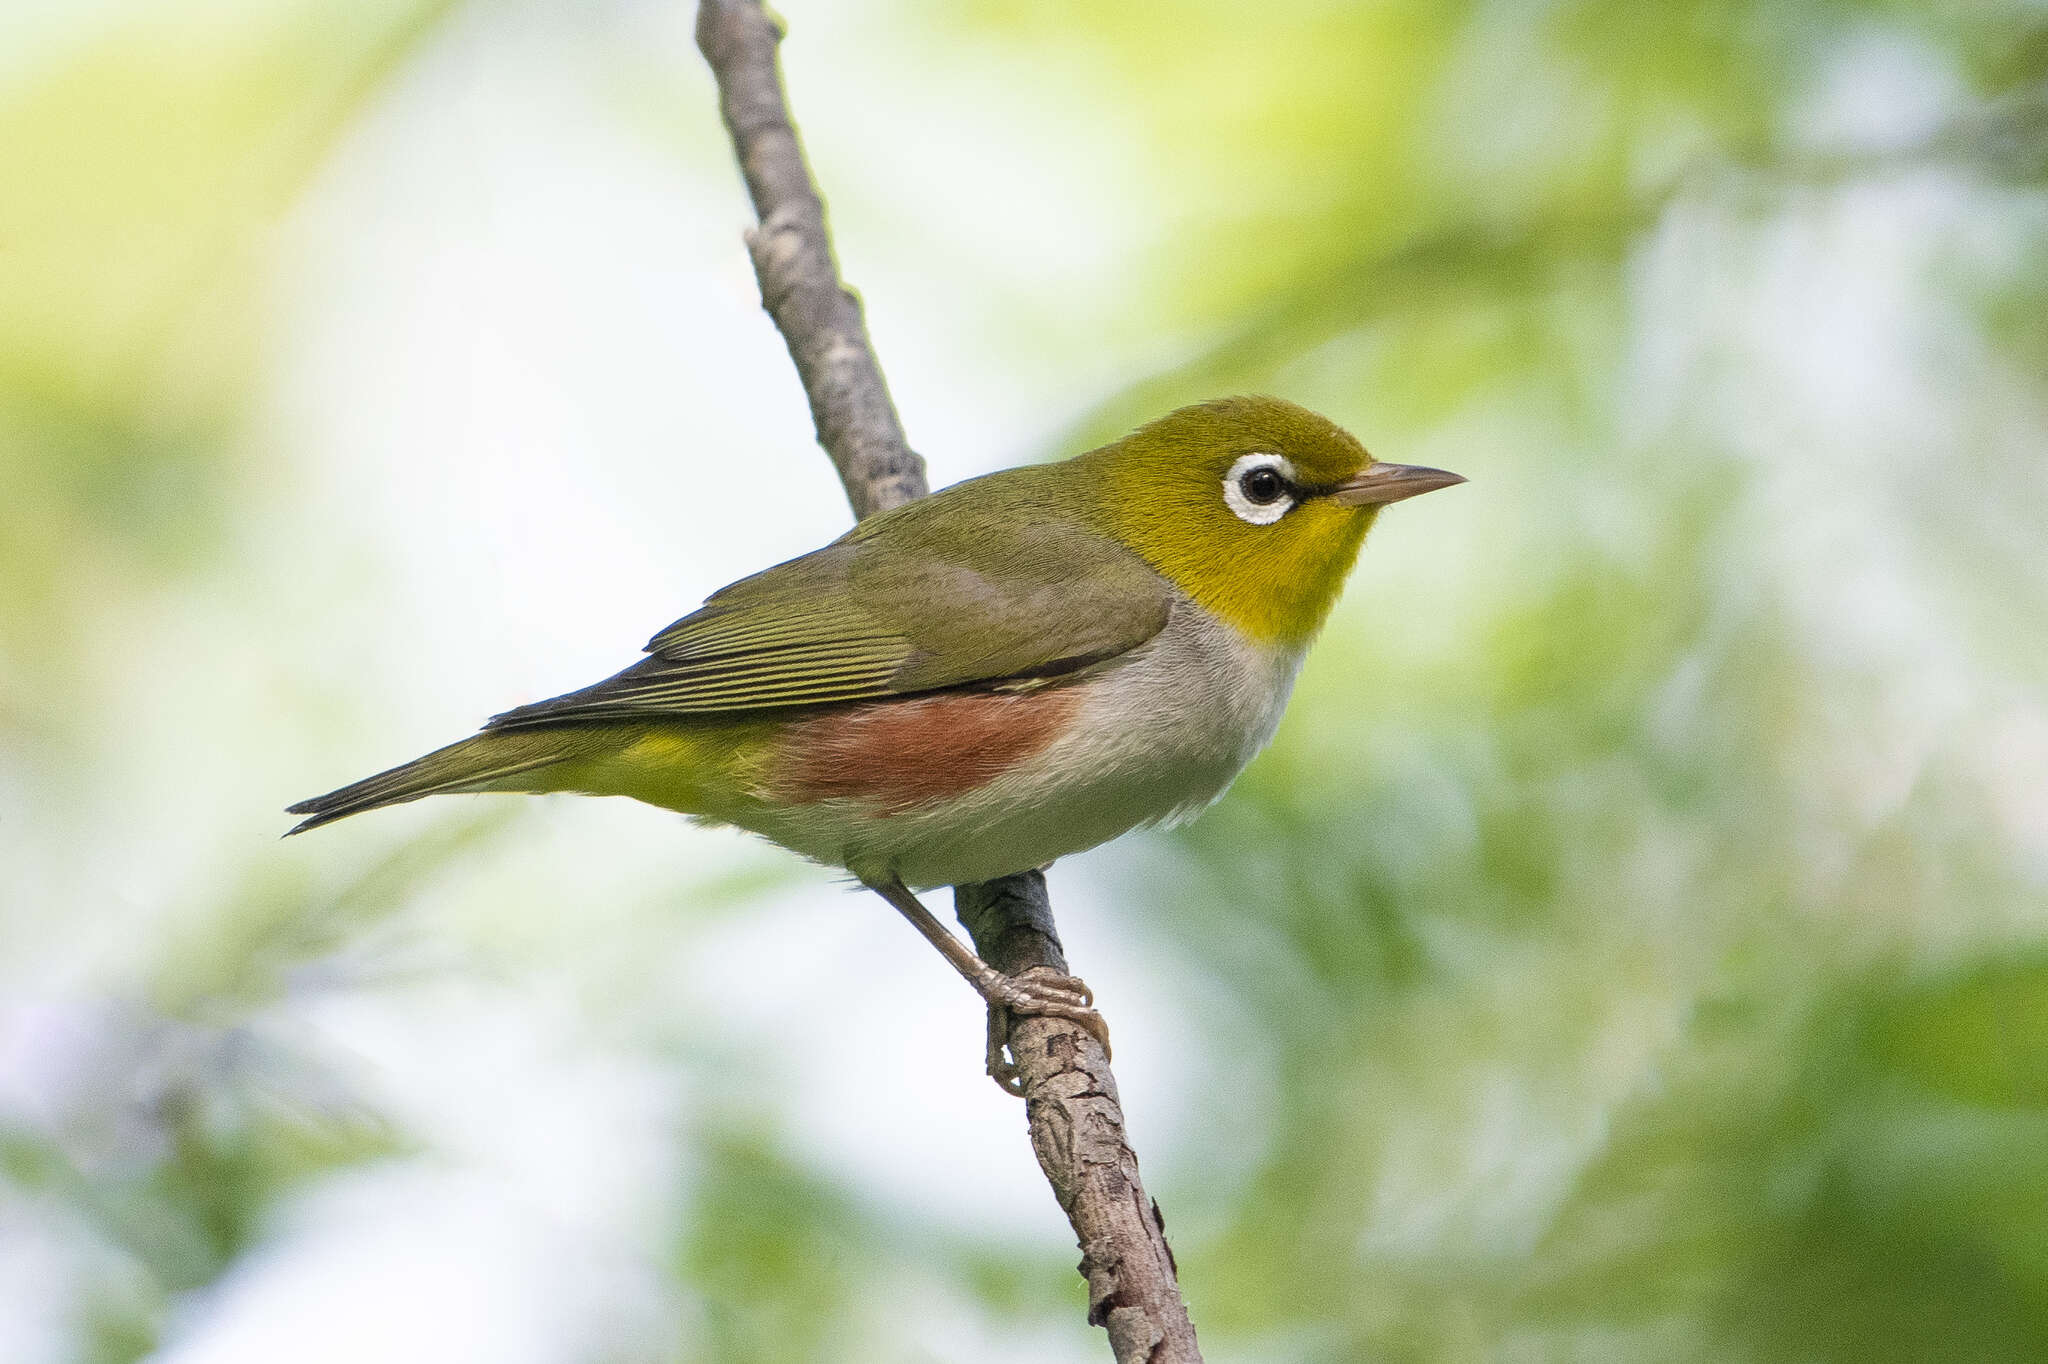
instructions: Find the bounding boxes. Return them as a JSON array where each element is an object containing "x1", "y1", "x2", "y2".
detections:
[{"x1": 1081, "y1": 397, "x2": 1386, "y2": 649}]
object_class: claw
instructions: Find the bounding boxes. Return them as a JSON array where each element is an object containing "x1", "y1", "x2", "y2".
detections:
[
  {"x1": 989, "y1": 967, "x2": 1112, "y2": 1062},
  {"x1": 986, "y1": 1005, "x2": 1025, "y2": 1095},
  {"x1": 859, "y1": 879, "x2": 1108, "y2": 1094}
]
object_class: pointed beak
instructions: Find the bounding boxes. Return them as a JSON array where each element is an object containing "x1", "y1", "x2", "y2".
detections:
[{"x1": 1329, "y1": 462, "x2": 1467, "y2": 507}]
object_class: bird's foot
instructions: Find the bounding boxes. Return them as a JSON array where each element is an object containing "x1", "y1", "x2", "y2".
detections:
[
  {"x1": 982, "y1": 967, "x2": 1110, "y2": 1093},
  {"x1": 863, "y1": 877, "x2": 1108, "y2": 1096}
]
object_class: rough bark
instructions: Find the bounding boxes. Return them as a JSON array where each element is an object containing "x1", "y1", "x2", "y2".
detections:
[
  {"x1": 956, "y1": 874, "x2": 1203, "y2": 1362},
  {"x1": 693, "y1": 0, "x2": 925, "y2": 520},
  {"x1": 693, "y1": 3, "x2": 1201, "y2": 1359}
]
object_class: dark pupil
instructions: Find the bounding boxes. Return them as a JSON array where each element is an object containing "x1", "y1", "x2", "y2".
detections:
[{"x1": 1241, "y1": 467, "x2": 1286, "y2": 505}]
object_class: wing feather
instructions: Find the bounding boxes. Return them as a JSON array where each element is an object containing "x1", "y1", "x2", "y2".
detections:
[{"x1": 487, "y1": 478, "x2": 1171, "y2": 729}]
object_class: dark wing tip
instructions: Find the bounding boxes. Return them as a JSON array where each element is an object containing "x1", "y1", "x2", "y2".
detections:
[
  {"x1": 482, "y1": 695, "x2": 575, "y2": 731},
  {"x1": 482, "y1": 655, "x2": 676, "y2": 731}
]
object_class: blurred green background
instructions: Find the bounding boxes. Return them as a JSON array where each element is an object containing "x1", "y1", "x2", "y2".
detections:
[{"x1": 4, "y1": 0, "x2": 2047, "y2": 1360}]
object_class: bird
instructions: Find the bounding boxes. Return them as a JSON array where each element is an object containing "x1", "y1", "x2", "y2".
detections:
[{"x1": 287, "y1": 395, "x2": 1463, "y2": 1087}]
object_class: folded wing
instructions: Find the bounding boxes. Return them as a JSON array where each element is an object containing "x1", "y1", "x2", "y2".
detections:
[{"x1": 486, "y1": 505, "x2": 1171, "y2": 728}]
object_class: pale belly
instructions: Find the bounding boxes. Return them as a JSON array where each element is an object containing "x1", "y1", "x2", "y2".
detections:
[{"x1": 738, "y1": 603, "x2": 1303, "y2": 889}]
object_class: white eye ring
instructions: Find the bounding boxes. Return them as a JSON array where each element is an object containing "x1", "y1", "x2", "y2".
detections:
[{"x1": 1222, "y1": 453, "x2": 1298, "y2": 525}]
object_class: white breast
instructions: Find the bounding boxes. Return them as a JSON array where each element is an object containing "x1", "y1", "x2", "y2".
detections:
[{"x1": 803, "y1": 596, "x2": 1304, "y2": 889}]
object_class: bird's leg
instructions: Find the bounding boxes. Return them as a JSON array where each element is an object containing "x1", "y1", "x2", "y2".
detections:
[{"x1": 868, "y1": 877, "x2": 1110, "y2": 1092}]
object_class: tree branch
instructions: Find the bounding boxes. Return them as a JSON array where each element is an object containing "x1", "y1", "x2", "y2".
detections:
[
  {"x1": 693, "y1": 3, "x2": 1201, "y2": 1359},
  {"x1": 956, "y1": 875, "x2": 1203, "y2": 1362},
  {"x1": 693, "y1": 0, "x2": 924, "y2": 520}
]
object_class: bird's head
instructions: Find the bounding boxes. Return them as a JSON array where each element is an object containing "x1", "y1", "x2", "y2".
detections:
[{"x1": 1080, "y1": 396, "x2": 1463, "y2": 649}]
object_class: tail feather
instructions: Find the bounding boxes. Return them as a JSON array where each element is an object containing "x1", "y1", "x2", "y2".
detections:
[{"x1": 286, "y1": 730, "x2": 578, "y2": 835}]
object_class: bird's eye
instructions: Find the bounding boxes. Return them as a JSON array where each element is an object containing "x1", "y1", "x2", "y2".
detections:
[
  {"x1": 1241, "y1": 467, "x2": 1286, "y2": 504},
  {"x1": 1222, "y1": 453, "x2": 1298, "y2": 525}
]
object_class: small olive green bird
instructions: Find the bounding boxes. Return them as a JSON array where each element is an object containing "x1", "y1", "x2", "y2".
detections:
[{"x1": 289, "y1": 396, "x2": 1461, "y2": 1077}]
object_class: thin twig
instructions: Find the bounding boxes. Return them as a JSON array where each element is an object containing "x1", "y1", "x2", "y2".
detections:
[
  {"x1": 692, "y1": 3, "x2": 1201, "y2": 1359},
  {"x1": 693, "y1": 0, "x2": 925, "y2": 519}
]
